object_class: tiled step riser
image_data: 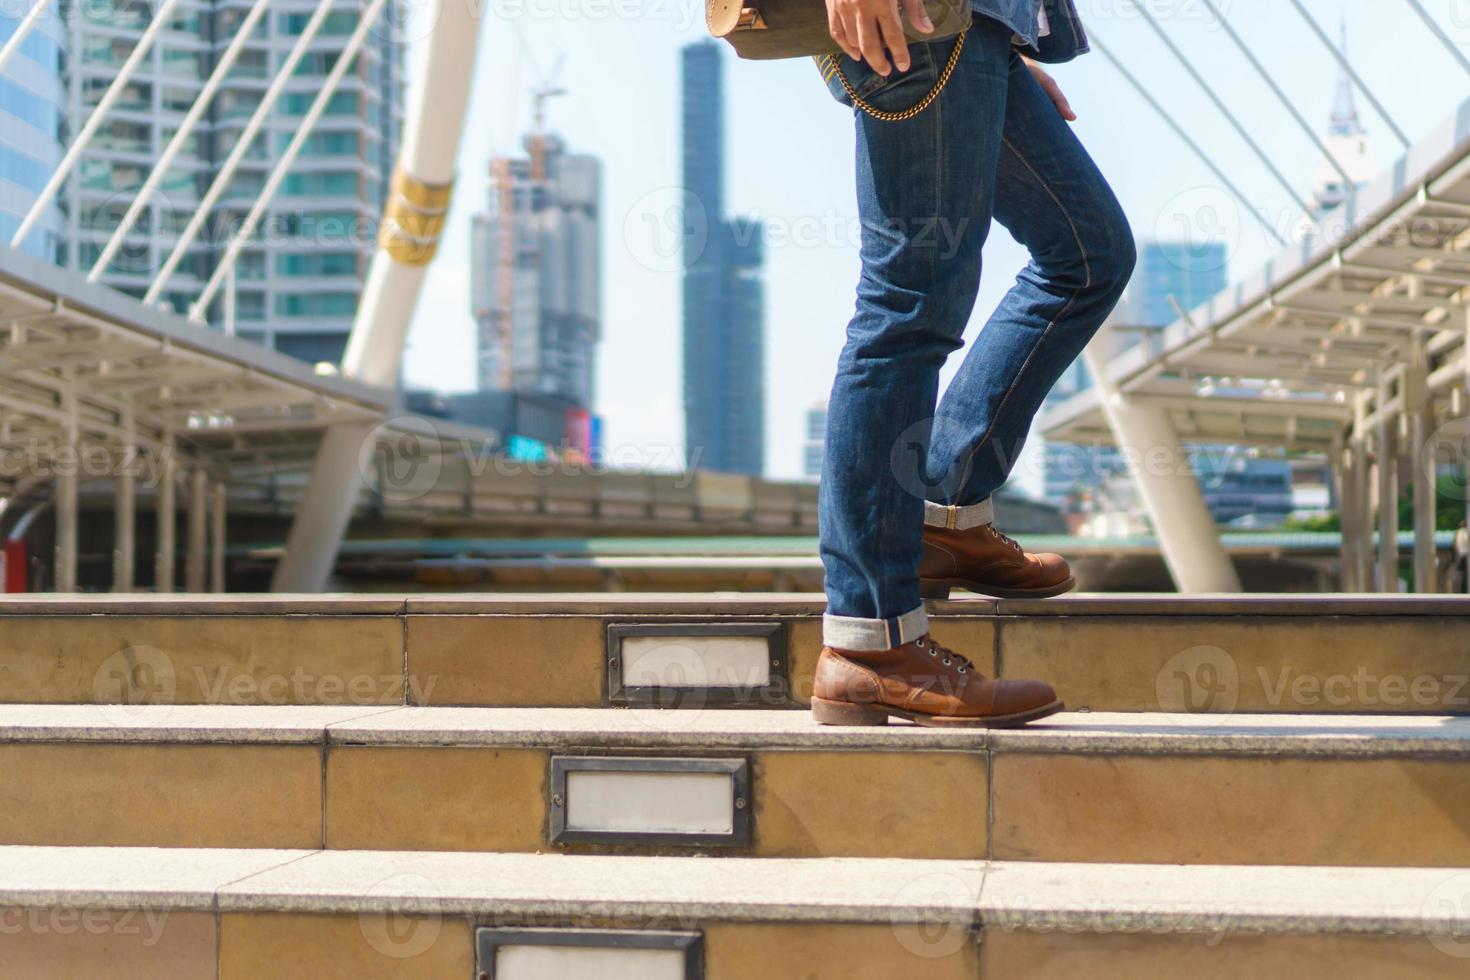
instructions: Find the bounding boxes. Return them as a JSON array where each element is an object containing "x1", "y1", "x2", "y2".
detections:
[
  {"x1": 5, "y1": 608, "x2": 1470, "y2": 715},
  {"x1": 983, "y1": 932, "x2": 1458, "y2": 979},
  {"x1": 6, "y1": 739, "x2": 1470, "y2": 866},
  {"x1": 1005, "y1": 615, "x2": 1470, "y2": 715},
  {"x1": 990, "y1": 752, "x2": 1470, "y2": 866},
  {"x1": 0, "y1": 742, "x2": 988, "y2": 859},
  {"x1": 0, "y1": 911, "x2": 982, "y2": 979},
  {"x1": 1, "y1": 909, "x2": 1454, "y2": 979}
]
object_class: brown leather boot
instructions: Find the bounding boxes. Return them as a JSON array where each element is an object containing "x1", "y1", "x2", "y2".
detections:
[
  {"x1": 919, "y1": 523, "x2": 1075, "y2": 600},
  {"x1": 811, "y1": 634, "x2": 1063, "y2": 728}
]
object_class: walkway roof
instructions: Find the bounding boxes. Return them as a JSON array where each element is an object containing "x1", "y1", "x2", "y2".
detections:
[{"x1": 1040, "y1": 93, "x2": 1470, "y2": 452}]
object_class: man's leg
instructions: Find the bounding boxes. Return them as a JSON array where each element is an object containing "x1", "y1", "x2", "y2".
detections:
[
  {"x1": 813, "y1": 18, "x2": 1064, "y2": 727},
  {"x1": 918, "y1": 49, "x2": 1136, "y2": 598},
  {"x1": 817, "y1": 17, "x2": 1013, "y2": 650}
]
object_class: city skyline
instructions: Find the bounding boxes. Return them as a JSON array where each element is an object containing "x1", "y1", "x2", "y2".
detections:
[
  {"x1": 6, "y1": 4, "x2": 1466, "y2": 487},
  {"x1": 396, "y1": 2, "x2": 1470, "y2": 485}
]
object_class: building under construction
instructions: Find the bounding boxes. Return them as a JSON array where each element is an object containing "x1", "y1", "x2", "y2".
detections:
[{"x1": 468, "y1": 103, "x2": 601, "y2": 456}]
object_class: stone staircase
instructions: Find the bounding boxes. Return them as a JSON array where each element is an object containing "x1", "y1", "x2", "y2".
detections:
[{"x1": 1, "y1": 593, "x2": 1468, "y2": 977}]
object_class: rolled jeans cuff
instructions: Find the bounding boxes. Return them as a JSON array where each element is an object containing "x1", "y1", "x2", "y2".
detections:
[
  {"x1": 924, "y1": 497, "x2": 994, "y2": 530},
  {"x1": 822, "y1": 603, "x2": 929, "y2": 651}
]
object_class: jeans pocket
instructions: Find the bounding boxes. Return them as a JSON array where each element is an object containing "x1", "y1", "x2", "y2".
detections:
[{"x1": 816, "y1": 40, "x2": 951, "y2": 115}]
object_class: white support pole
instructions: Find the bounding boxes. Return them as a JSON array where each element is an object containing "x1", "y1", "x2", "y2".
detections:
[
  {"x1": 1405, "y1": 341, "x2": 1437, "y2": 592},
  {"x1": 1375, "y1": 379, "x2": 1400, "y2": 593},
  {"x1": 144, "y1": 0, "x2": 337, "y2": 306},
  {"x1": 186, "y1": 466, "x2": 207, "y2": 593},
  {"x1": 89, "y1": 0, "x2": 274, "y2": 282},
  {"x1": 155, "y1": 429, "x2": 176, "y2": 593},
  {"x1": 54, "y1": 373, "x2": 78, "y2": 592},
  {"x1": 113, "y1": 400, "x2": 136, "y2": 592},
  {"x1": 1348, "y1": 438, "x2": 1373, "y2": 591},
  {"x1": 1350, "y1": 392, "x2": 1375, "y2": 591},
  {"x1": 1085, "y1": 340, "x2": 1242, "y2": 593},
  {"x1": 1412, "y1": 407, "x2": 1438, "y2": 592},
  {"x1": 190, "y1": 0, "x2": 390, "y2": 319},
  {"x1": 210, "y1": 481, "x2": 226, "y2": 593},
  {"x1": 0, "y1": 0, "x2": 51, "y2": 76},
  {"x1": 1334, "y1": 436, "x2": 1357, "y2": 591},
  {"x1": 11, "y1": 0, "x2": 183, "y2": 250},
  {"x1": 272, "y1": 0, "x2": 484, "y2": 592}
]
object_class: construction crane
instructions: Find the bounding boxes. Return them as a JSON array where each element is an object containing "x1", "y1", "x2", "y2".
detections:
[
  {"x1": 528, "y1": 64, "x2": 566, "y2": 182},
  {"x1": 492, "y1": 40, "x2": 565, "y2": 391}
]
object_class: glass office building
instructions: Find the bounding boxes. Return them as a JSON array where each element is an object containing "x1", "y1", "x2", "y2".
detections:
[
  {"x1": 0, "y1": 6, "x2": 67, "y2": 263},
  {"x1": 49, "y1": 0, "x2": 404, "y2": 365}
]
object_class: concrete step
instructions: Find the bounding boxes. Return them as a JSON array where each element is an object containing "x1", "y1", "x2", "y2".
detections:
[
  {"x1": 3, "y1": 705, "x2": 1469, "y2": 866},
  {"x1": 0, "y1": 845, "x2": 1464, "y2": 978},
  {"x1": 2, "y1": 593, "x2": 1469, "y2": 715}
]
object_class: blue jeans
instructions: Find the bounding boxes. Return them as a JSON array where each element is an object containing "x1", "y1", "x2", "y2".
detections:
[{"x1": 817, "y1": 15, "x2": 1135, "y2": 650}]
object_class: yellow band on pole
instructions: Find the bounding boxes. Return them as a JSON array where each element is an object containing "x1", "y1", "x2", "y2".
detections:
[{"x1": 378, "y1": 167, "x2": 455, "y2": 267}]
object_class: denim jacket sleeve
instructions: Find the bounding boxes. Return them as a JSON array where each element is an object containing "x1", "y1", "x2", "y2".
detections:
[{"x1": 1018, "y1": 0, "x2": 1088, "y2": 63}]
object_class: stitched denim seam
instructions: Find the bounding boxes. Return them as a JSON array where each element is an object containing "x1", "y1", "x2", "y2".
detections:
[
  {"x1": 958, "y1": 132, "x2": 1091, "y2": 476},
  {"x1": 929, "y1": 40, "x2": 943, "y2": 286}
]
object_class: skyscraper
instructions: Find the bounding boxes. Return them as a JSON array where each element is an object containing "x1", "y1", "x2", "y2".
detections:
[
  {"x1": 471, "y1": 130, "x2": 601, "y2": 410},
  {"x1": 32, "y1": 0, "x2": 404, "y2": 365},
  {"x1": 680, "y1": 42, "x2": 765, "y2": 476}
]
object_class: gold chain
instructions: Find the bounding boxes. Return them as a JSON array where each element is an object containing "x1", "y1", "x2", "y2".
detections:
[{"x1": 829, "y1": 26, "x2": 968, "y2": 122}]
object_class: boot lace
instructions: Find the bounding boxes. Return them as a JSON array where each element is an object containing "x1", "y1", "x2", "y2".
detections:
[
  {"x1": 914, "y1": 635, "x2": 971, "y2": 674},
  {"x1": 985, "y1": 525, "x2": 1024, "y2": 555}
]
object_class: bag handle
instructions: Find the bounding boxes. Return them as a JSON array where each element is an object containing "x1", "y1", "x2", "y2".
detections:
[{"x1": 823, "y1": 24, "x2": 968, "y2": 122}]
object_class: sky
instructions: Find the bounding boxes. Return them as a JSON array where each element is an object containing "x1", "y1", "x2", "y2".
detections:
[{"x1": 395, "y1": 0, "x2": 1470, "y2": 490}]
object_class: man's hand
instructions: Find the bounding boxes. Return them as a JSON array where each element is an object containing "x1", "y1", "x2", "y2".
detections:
[
  {"x1": 827, "y1": 0, "x2": 934, "y2": 76},
  {"x1": 1023, "y1": 57, "x2": 1076, "y2": 121}
]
